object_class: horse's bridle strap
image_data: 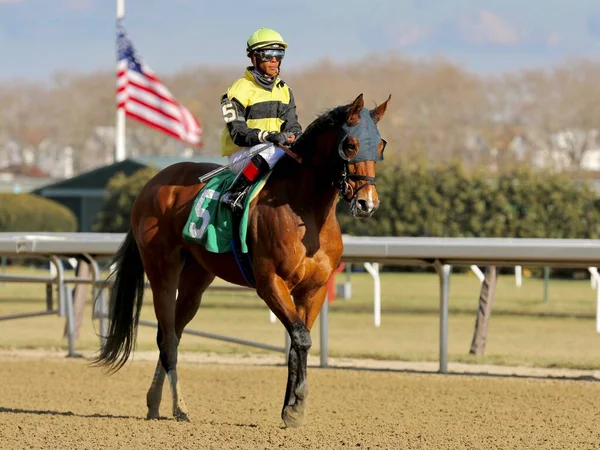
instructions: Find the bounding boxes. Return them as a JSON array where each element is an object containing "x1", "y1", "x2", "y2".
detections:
[{"x1": 338, "y1": 165, "x2": 376, "y2": 202}]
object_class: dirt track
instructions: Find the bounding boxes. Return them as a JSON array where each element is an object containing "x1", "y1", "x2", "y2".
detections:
[{"x1": 1, "y1": 353, "x2": 600, "y2": 449}]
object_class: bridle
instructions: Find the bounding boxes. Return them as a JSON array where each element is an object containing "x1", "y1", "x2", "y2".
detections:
[
  {"x1": 336, "y1": 164, "x2": 376, "y2": 203},
  {"x1": 335, "y1": 136, "x2": 387, "y2": 203},
  {"x1": 278, "y1": 115, "x2": 386, "y2": 204}
]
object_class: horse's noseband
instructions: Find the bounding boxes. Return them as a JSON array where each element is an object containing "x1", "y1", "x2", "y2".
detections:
[{"x1": 337, "y1": 163, "x2": 376, "y2": 203}]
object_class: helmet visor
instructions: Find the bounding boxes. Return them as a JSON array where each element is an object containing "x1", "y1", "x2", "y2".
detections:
[{"x1": 254, "y1": 49, "x2": 285, "y2": 62}]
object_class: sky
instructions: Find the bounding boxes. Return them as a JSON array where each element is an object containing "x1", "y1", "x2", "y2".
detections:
[{"x1": 1, "y1": 0, "x2": 600, "y2": 81}]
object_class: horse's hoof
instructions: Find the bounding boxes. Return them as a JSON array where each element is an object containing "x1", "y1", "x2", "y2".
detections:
[
  {"x1": 146, "y1": 410, "x2": 160, "y2": 420},
  {"x1": 173, "y1": 410, "x2": 191, "y2": 422},
  {"x1": 282, "y1": 405, "x2": 306, "y2": 428}
]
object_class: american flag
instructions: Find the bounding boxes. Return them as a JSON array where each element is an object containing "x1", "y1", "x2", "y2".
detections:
[{"x1": 116, "y1": 19, "x2": 202, "y2": 146}]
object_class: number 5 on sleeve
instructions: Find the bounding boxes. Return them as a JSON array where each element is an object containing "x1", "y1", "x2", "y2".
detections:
[{"x1": 221, "y1": 99, "x2": 238, "y2": 123}]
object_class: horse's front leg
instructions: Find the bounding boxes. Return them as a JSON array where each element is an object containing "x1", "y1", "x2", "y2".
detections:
[
  {"x1": 282, "y1": 285, "x2": 327, "y2": 428},
  {"x1": 257, "y1": 274, "x2": 326, "y2": 428},
  {"x1": 281, "y1": 319, "x2": 312, "y2": 428}
]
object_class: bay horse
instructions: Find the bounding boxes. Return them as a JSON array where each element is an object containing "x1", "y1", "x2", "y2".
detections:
[{"x1": 93, "y1": 93, "x2": 391, "y2": 427}]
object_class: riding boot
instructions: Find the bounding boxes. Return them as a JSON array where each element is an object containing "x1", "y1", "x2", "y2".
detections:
[{"x1": 221, "y1": 153, "x2": 270, "y2": 212}]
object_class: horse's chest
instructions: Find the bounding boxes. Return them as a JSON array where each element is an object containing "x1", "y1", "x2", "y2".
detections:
[
  {"x1": 289, "y1": 237, "x2": 342, "y2": 287},
  {"x1": 252, "y1": 204, "x2": 343, "y2": 284}
]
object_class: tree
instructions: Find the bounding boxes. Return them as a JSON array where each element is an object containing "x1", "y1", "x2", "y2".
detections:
[
  {"x1": 492, "y1": 60, "x2": 600, "y2": 171},
  {"x1": 0, "y1": 193, "x2": 78, "y2": 232},
  {"x1": 92, "y1": 167, "x2": 159, "y2": 232},
  {"x1": 2, "y1": 55, "x2": 600, "y2": 179}
]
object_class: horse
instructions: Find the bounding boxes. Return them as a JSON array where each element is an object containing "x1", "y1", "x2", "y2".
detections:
[{"x1": 92, "y1": 92, "x2": 391, "y2": 427}]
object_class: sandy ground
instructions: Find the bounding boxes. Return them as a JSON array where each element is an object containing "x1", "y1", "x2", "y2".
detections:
[{"x1": 1, "y1": 350, "x2": 600, "y2": 449}]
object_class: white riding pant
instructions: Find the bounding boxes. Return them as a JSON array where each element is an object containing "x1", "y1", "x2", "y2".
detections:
[{"x1": 227, "y1": 143, "x2": 285, "y2": 175}]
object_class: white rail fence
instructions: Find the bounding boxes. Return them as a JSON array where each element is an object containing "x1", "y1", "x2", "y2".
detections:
[{"x1": 2, "y1": 232, "x2": 600, "y2": 374}]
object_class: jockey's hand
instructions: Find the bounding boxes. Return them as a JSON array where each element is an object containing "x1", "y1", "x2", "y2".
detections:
[
  {"x1": 285, "y1": 132, "x2": 296, "y2": 144},
  {"x1": 265, "y1": 132, "x2": 288, "y2": 147}
]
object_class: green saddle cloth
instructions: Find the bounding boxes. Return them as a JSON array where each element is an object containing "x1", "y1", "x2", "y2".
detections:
[{"x1": 182, "y1": 171, "x2": 270, "y2": 253}]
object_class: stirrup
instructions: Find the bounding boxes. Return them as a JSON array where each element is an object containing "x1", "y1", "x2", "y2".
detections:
[
  {"x1": 229, "y1": 195, "x2": 245, "y2": 213},
  {"x1": 220, "y1": 190, "x2": 237, "y2": 206},
  {"x1": 221, "y1": 186, "x2": 250, "y2": 212}
]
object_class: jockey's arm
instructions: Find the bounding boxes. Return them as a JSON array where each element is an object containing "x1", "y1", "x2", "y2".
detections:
[
  {"x1": 281, "y1": 90, "x2": 302, "y2": 141},
  {"x1": 222, "y1": 96, "x2": 266, "y2": 147}
]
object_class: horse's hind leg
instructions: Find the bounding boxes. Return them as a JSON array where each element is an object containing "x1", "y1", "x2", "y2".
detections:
[
  {"x1": 145, "y1": 257, "x2": 214, "y2": 421},
  {"x1": 141, "y1": 245, "x2": 187, "y2": 420},
  {"x1": 146, "y1": 357, "x2": 166, "y2": 419}
]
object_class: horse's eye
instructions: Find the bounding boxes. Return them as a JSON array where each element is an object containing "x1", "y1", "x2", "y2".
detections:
[{"x1": 347, "y1": 143, "x2": 356, "y2": 150}]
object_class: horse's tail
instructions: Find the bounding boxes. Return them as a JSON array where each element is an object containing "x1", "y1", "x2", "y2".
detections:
[{"x1": 92, "y1": 228, "x2": 145, "y2": 373}]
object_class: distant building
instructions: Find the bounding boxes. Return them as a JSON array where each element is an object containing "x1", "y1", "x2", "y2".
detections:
[
  {"x1": 32, "y1": 155, "x2": 226, "y2": 232},
  {"x1": 0, "y1": 163, "x2": 55, "y2": 194},
  {"x1": 0, "y1": 125, "x2": 220, "y2": 184}
]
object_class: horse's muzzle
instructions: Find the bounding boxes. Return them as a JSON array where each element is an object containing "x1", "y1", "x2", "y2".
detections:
[{"x1": 351, "y1": 197, "x2": 378, "y2": 218}]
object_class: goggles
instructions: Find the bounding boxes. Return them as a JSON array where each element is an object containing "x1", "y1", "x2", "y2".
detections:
[{"x1": 254, "y1": 49, "x2": 285, "y2": 62}]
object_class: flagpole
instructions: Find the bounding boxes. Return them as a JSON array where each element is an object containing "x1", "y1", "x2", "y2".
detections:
[{"x1": 115, "y1": 0, "x2": 126, "y2": 162}]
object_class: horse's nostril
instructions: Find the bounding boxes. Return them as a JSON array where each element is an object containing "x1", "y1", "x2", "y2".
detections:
[{"x1": 357, "y1": 199, "x2": 369, "y2": 211}]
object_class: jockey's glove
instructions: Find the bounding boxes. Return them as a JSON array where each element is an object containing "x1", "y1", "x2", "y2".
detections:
[{"x1": 265, "y1": 132, "x2": 288, "y2": 147}]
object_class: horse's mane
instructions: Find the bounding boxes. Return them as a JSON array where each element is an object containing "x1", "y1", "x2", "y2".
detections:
[
  {"x1": 271, "y1": 103, "x2": 349, "y2": 176},
  {"x1": 291, "y1": 104, "x2": 349, "y2": 157}
]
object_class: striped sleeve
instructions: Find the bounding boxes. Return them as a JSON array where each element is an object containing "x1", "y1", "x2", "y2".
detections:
[
  {"x1": 222, "y1": 80, "x2": 263, "y2": 147},
  {"x1": 281, "y1": 88, "x2": 302, "y2": 138}
]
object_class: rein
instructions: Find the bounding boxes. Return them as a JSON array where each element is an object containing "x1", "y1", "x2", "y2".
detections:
[{"x1": 279, "y1": 144, "x2": 303, "y2": 164}]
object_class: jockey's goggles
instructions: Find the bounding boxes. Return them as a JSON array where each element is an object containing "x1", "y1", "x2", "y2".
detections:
[{"x1": 254, "y1": 49, "x2": 285, "y2": 62}]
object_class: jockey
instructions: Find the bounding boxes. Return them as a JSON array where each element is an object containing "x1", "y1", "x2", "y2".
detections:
[{"x1": 219, "y1": 27, "x2": 302, "y2": 211}]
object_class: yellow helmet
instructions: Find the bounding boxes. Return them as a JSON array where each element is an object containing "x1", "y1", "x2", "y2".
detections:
[{"x1": 246, "y1": 27, "x2": 288, "y2": 55}]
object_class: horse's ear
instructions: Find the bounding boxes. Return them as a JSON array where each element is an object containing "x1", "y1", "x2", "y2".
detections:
[
  {"x1": 346, "y1": 93, "x2": 364, "y2": 126},
  {"x1": 370, "y1": 94, "x2": 391, "y2": 124}
]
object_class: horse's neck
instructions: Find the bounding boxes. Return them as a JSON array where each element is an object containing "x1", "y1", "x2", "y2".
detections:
[{"x1": 278, "y1": 162, "x2": 339, "y2": 224}]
